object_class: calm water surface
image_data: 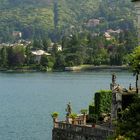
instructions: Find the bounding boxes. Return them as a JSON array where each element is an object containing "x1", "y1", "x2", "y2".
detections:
[{"x1": 0, "y1": 71, "x2": 135, "y2": 140}]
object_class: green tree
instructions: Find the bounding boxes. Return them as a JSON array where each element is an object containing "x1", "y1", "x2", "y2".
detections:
[
  {"x1": 40, "y1": 55, "x2": 55, "y2": 70},
  {"x1": 0, "y1": 47, "x2": 8, "y2": 67},
  {"x1": 123, "y1": 30, "x2": 138, "y2": 53},
  {"x1": 25, "y1": 45, "x2": 31, "y2": 65},
  {"x1": 33, "y1": 39, "x2": 43, "y2": 49},
  {"x1": 42, "y1": 38, "x2": 52, "y2": 51},
  {"x1": 40, "y1": 54, "x2": 48, "y2": 67},
  {"x1": 7, "y1": 46, "x2": 25, "y2": 67},
  {"x1": 116, "y1": 96, "x2": 140, "y2": 140},
  {"x1": 95, "y1": 48, "x2": 109, "y2": 65},
  {"x1": 65, "y1": 53, "x2": 83, "y2": 66},
  {"x1": 54, "y1": 53, "x2": 65, "y2": 69},
  {"x1": 128, "y1": 46, "x2": 140, "y2": 73},
  {"x1": 52, "y1": 43, "x2": 58, "y2": 55}
]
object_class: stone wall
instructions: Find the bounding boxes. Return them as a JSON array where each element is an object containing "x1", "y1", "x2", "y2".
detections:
[{"x1": 52, "y1": 122, "x2": 114, "y2": 140}]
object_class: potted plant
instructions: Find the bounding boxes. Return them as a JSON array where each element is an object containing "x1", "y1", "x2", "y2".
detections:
[
  {"x1": 51, "y1": 112, "x2": 59, "y2": 122},
  {"x1": 69, "y1": 113, "x2": 77, "y2": 124},
  {"x1": 80, "y1": 109, "x2": 88, "y2": 115}
]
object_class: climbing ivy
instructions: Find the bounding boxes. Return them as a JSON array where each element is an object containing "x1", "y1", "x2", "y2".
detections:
[{"x1": 94, "y1": 90, "x2": 112, "y2": 117}]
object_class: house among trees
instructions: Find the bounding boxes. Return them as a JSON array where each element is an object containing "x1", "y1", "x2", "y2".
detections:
[
  {"x1": 86, "y1": 19, "x2": 100, "y2": 27},
  {"x1": 12, "y1": 31, "x2": 22, "y2": 38},
  {"x1": 107, "y1": 29, "x2": 122, "y2": 35},
  {"x1": 31, "y1": 50, "x2": 51, "y2": 63},
  {"x1": 47, "y1": 43, "x2": 62, "y2": 52},
  {"x1": 18, "y1": 39, "x2": 31, "y2": 46},
  {"x1": 104, "y1": 32, "x2": 112, "y2": 40},
  {"x1": 57, "y1": 45, "x2": 63, "y2": 51}
]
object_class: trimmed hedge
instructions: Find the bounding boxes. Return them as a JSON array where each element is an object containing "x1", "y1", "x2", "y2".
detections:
[
  {"x1": 89, "y1": 104, "x2": 95, "y2": 115},
  {"x1": 94, "y1": 90, "x2": 112, "y2": 116}
]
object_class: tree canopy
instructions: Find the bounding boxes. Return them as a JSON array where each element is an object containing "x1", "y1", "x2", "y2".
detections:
[
  {"x1": 128, "y1": 46, "x2": 140, "y2": 73},
  {"x1": 115, "y1": 96, "x2": 140, "y2": 140}
]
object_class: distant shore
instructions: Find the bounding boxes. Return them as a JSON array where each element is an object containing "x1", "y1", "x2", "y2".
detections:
[
  {"x1": 65, "y1": 65, "x2": 129, "y2": 71},
  {"x1": 0, "y1": 65, "x2": 129, "y2": 73}
]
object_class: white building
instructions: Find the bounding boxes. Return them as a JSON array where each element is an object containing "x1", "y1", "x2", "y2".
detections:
[
  {"x1": 12, "y1": 31, "x2": 22, "y2": 38},
  {"x1": 31, "y1": 50, "x2": 51, "y2": 63},
  {"x1": 86, "y1": 19, "x2": 100, "y2": 27},
  {"x1": 47, "y1": 43, "x2": 62, "y2": 52},
  {"x1": 104, "y1": 32, "x2": 112, "y2": 40},
  {"x1": 57, "y1": 45, "x2": 62, "y2": 51}
]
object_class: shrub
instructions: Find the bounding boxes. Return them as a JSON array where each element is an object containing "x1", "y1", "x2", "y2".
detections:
[
  {"x1": 80, "y1": 109, "x2": 88, "y2": 115},
  {"x1": 69, "y1": 113, "x2": 77, "y2": 119},
  {"x1": 51, "y1": 112, "x2": 59, "y2": 118}
]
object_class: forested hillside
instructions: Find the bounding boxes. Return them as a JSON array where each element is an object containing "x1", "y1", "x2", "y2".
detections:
[
  {"x1": 0, "y1": 0, "x2": 138, "y2": 70},
  {"x1": 0, "y1": 0, "x2": 136, "y2": 42}
]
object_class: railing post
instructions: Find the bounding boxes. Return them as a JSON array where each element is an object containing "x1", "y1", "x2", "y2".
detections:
[
  {"x1": 83, "y1": 114, "x2": 87, "y2": 125},
  {"x1": 53, "y1": 117, "x2": 58, "y2": 128}
]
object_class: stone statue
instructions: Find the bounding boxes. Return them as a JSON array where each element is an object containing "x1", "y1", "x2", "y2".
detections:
[
  {"x1": 110, "y1": 73, "x2": 117, "y2": 90},
  {"x1": 112, "y1": 73, "x2": 116, "y2": 85},
  {"x1": 66, "y1": 102, "x2": 72, "y2": 116},
  {"x1": 129, "y1": 83, "x2": 132, "y2": 90}
]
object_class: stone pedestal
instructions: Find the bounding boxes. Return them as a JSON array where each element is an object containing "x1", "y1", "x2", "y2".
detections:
[
  {"x1": 53, "y1": 117, "x2": 58, "y2": 128},
  {"x1": 83, "y1": 114, "x2": 87, "y2": 125},
  {"x1": 66, "y1": 116, "x2": 72, "y2": 124}
]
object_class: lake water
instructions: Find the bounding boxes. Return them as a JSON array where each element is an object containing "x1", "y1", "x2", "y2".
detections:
[{"x1": 0, "y1": 71, "x2": 135, "y2": 140}]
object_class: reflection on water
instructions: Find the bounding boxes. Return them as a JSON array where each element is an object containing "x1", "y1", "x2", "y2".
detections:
[{"x1": 0, "y1": 71, "x2": 135, "y2": 140}]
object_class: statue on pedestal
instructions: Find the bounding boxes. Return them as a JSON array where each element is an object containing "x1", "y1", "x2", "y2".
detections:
[{"x1": 66, "y1": 102, "x2": 72, "y2": 116}]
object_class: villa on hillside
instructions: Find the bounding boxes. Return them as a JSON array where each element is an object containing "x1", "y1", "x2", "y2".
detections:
[
  {"x1": 12, "y1": 31, "x2": 22, "y2": 38},
  {"x1": 0, "y1": 39, "x2": 31, "y2": 48},
  {"x1": 86, "y1": 19, "x2": 100, "y2": 27},
  {"x1": 47, "y1": 43, "x2": 62, "y2": 52},
  {"x1": 31, "y1": 50, "x2": 51, "y2": 63},
  {"x1": 107, "y1": 29, "x2": 122, "y2": 35},
  {"x1": 104, "y1": 32, "x2": 112, "y2": 40}
]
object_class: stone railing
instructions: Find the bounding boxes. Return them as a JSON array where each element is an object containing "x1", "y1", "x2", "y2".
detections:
[{"x1": 54, "y1": 121, "x2": 114, "y2": 137}]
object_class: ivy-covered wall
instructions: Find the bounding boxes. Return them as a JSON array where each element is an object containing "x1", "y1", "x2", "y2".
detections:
[
  {"x1": 94, "y1": 90, "x2": 112, "y2": 117},
  {"x1": 88, "y1": 90, "x2": 112, "y2": 122}
]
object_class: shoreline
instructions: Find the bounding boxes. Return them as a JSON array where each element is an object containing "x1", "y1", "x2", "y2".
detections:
[
  {"x1": 65, "y1": 65, "x2": 129, "y2": 71},
  {"x1": 0, "y1": 65, "x2": 129, "y2": 73}
]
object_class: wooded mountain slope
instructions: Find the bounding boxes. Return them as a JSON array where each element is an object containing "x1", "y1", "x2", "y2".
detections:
[{"x1": 0, "y1": 0, "x2": 135, "y2": 42}]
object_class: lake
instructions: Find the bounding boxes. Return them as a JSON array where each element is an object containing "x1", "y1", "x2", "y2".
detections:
[{"x1": 0, "y1": 71, "x2": 135, "y2": 140}]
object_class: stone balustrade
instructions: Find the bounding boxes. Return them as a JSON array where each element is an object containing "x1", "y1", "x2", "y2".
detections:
[{"x1": 53, "y1": 121, "x2": 114, "y2": 138}]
